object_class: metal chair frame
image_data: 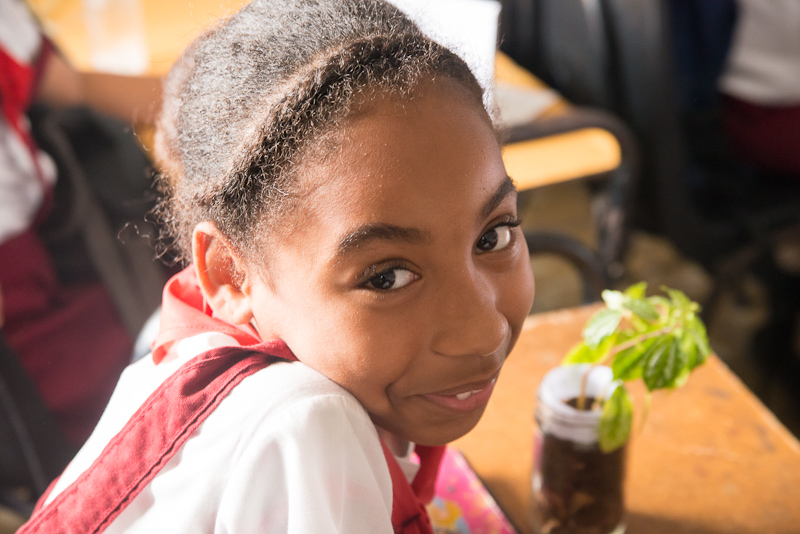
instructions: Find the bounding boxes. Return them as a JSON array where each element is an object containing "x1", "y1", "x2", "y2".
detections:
[{"x1": 503, "y1": 106, "x2": 640, "y2": 302}]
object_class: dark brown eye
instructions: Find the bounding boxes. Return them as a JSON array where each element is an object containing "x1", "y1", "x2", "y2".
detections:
[
  {"x1": 476, "y1": 226, "x2": 512, "y2": 253},
  {"x1": 365, "y1": 268, "x2": 417, "y2": 290}
]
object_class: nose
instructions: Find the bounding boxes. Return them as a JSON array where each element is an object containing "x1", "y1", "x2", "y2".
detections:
[{"x1": 430, "y1": 269, "x2": 509, "y2": 358}]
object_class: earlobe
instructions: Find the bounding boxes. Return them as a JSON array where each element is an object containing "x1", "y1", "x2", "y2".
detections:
[{"x1": 192, "y1": 222, "x2": 254, "y2": 325}]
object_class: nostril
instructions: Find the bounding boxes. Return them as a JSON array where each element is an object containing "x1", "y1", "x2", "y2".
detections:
[
  {"x1": 433, "y1": 314, "x2": 509, "y2": 359},
  {"x1": 482, "y1": 314, "x2": 510, "y2": 354},
  {"x1": 432, "y1": 275, "x2": 510, "y2": 357}
]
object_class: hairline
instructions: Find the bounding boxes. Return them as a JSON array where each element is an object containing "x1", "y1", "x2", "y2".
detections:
[{"x1": 245, "y1": 72, "x2": 491, "y2": 268}]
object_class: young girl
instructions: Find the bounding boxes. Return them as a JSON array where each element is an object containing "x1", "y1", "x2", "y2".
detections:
[{"x1": 19, "y1": 0, "x2": 534, "y2": 532}]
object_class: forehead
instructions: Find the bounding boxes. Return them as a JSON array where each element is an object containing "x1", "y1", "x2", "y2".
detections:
[{"x1": 282, "y1": 78, "x2": 506, "y2": 248}]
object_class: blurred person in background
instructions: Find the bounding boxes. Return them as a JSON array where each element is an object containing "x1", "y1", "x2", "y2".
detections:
[
  {"x1": 0, "y1": 0, "x2": 160, "y2": 446},
  {"x1": 719, "y1": 0, "x2": 800, "y2": 179}
]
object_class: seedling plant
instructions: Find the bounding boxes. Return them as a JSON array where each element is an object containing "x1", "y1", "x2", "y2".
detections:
[{"x1": 563, "y1": 283, "x2": 712, "y2": 452}]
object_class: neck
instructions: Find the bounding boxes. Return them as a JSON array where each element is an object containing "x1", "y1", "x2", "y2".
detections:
[{"x1": 375, "y1": 426, "x2": 411, "y2": 458}]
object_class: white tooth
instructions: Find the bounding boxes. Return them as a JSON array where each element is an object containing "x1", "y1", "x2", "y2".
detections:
[{"x1": 455, "y1": 391, "x2": 473, "y2": 401}]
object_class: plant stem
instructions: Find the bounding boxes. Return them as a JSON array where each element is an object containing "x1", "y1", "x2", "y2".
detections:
[
  {"x1": 577, "y1": 371, "x2": 592, "y2": 411},
  {"x1": 594, "y1": 380, "x2": 615, "y2": 410},
  {"x1": 603, "y1": 327, "x2": 672, "y2": 363}
]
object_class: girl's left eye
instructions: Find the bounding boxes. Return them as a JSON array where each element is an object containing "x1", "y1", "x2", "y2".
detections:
[
  {"x1": 476, "y1": 222, "x2": 517, "y2": 253},
  {"x1": 363, "y1": 267, "x2": 418, "y2": 291}
]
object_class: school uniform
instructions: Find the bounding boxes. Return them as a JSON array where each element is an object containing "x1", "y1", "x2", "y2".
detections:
[
  {"x1": 719, "y1": 0, "x2": 800, "y2": 176},
  {"x1": 0, "y1": 0, "x2": 132, "y2": 445},
  {"x1": 20, "y1": 267, "x2": 441, "y2": 534}
]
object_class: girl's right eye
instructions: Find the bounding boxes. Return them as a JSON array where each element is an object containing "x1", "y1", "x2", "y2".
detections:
[{"x1": 363, "y1": 267, "x2": 418, "y2": 291}]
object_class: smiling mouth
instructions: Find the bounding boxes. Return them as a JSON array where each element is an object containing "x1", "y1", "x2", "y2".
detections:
[{"x1": 421, "y1": 377, "x2": 498, "y2": 413}]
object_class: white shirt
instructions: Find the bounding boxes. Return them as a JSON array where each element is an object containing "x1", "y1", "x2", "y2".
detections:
[
  {"x1": 44, "y1": 332, "x2": 395, "y2": 533},
  {"x1": 0, "y1": 0, "x2": 57, "y2": 244},
  {"x1": 719, "y1": 0, "x2": 800, "y2": 105}
]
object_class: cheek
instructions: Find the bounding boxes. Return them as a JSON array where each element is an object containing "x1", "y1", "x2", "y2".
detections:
[
  {"x1": 503, "y1": 255, "x2": 535, "y2": 335},
  {"x1": 285, "y1": 298, "x2": 418, "y2": 391},
  {"x1": 336, "y1": 312, "x2": 420, "y2": 379}
]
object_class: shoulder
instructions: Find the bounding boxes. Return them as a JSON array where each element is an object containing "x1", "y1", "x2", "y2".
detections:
[
  {"x1": 212, "y1": 362, "x2": 395, "y2": 533},
  {"x1": 226, "y1": 359, "x2": 367, "y2": 423},
  {"x1": 186, "y1": 350, "x2": 385, "y2": 467},
  {"x1": 43, "y1": 336, "x2": 394, "y2": 533},
  {"x1": 218, "y1": 360, "x2": 382, "y2": 462}
]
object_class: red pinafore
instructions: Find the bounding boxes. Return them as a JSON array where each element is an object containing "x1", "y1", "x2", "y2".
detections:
[{"x1": 20, "y1": 268, "x2": 442, "y2": 534}]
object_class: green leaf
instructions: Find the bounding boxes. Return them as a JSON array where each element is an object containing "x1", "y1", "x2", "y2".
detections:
[
  {"x1": 611, "y1": 337, "x2": 656, "y2": 381},
  {"x1": 563, "y1": 342, "x2": 594, "y2": 364},
  {"x1": 623, "y1": 298, "x2": 660, "y2": 322},
  {"x1": 691, "y1": 334, "x2": 710, "y2": 369},
  {"x1": 671, "y1": 364, "x2": 692, "y2": 389},
  {"x1": 623, "y1": 282, "x2": 648, "y2": 300},
  {"x1": 679, "y1": 332, "x2": 699, "y2": 374},
  {"x1": 643, "y1": 336, "x2": 683, "y2": 391},
  {"x1": 564, "y1": 335, "x2": 618, "y2": 365},
  {"x1": 599, "y1": 384, "x2": 633, "y2": 452},
  {"x1": 649, "y1": 295, "x2": 671, "y2": 310},
  {"x1": 583, "y1": 309, "x2": 623, "y2": 349},
  {"x1": 686, "y1": 316, "x2": 711, "y2": 369},
  {"x1": 601, "y1": 289, "x2": 625, "y2": 311},
  {"x1": 665, "y1": 287, "x2": 699, "y2": 317}
]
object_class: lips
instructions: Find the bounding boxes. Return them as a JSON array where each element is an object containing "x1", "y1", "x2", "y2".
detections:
[{"x1": 421, "y1": 377, "x2": 498, "y2": 413}]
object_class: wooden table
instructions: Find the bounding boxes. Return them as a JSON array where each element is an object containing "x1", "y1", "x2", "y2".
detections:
[
  {"x1": 454, "y1": 305, "x2": 800, "y2": 534},
  {"x1": 28, "y1": 0, "x2": 247, "y2": 75},
  {"x1": 495, "y1": 53, "x2": 622, "y2": 191}
]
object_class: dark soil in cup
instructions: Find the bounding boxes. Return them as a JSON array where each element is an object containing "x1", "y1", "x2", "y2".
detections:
[{"x1": 532, "y1": 398, "x2": 626, "y2": 534}]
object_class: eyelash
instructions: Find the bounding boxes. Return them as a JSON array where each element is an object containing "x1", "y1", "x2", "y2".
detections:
[
  {"x1": 490, "y1": 217, "x2": 522, "y2": 234},
  {"x1": 357, "y1": 260, "x2": 413, "y2": 287}
]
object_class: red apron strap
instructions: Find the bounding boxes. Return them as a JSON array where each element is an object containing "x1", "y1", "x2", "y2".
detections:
[
  {"x1": 411, "y1": 445, "x2": 445, "y2": 504},
  {"x1": 19, "y1": 340, "x2": 295, "y2": 534},
  {"x1": 0, "y1": 44, "x2": 55, "y2": 222},
  {"x1": 0, "y1": 47, "x2": 36, "y2": 130},
  {"x1": 381, "y1": 441, "x2": 443, "y2": 534}
]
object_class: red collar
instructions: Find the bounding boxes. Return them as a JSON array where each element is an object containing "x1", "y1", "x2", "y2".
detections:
[{"x1": 152, "y1": 266, "x2": 263, "y2": 363}]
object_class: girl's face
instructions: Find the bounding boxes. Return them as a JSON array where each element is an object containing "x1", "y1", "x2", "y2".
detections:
[{"x1": 248, "y1": 79, "x2": 535, "y2": 446}]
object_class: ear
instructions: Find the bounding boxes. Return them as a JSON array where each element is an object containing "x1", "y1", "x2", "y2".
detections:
[{"x1": 192, "y1": 221, "x2": 254, "y2": 325}]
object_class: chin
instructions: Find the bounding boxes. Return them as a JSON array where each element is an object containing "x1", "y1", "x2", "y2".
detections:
[{"x1": 407, "y1": 415, "x2": 485, "y2": 447}]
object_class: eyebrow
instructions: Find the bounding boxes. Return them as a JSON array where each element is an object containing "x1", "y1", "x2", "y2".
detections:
[
  {"x1": 481, "y1": 175, "x2": 518, "y2": 220},
  {"x1": 335, "y1": 175, "x2": 517, "y2": 257},
  {"x1": 337, "y1": 223, "x2": 431, "y2": 257}
]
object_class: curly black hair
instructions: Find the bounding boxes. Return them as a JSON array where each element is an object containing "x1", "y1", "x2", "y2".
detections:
[{"x1": 154, "y1": 0, "x2": 486, "y2": 264}]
